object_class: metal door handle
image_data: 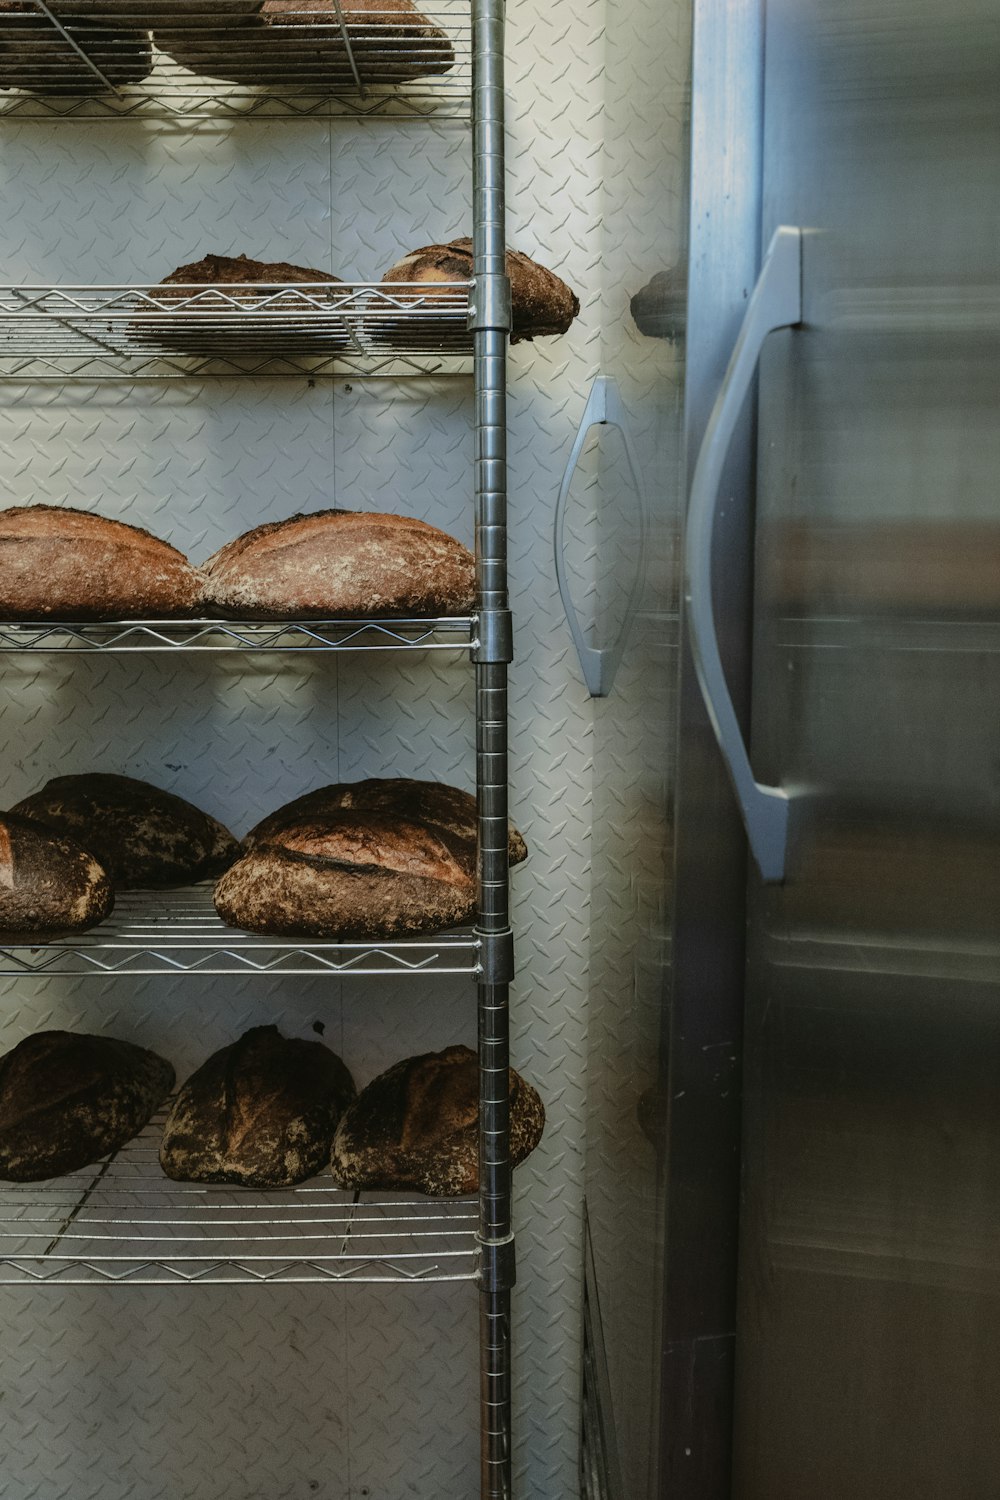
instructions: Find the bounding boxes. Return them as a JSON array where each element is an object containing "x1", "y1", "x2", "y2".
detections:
[
  {"x1": 554, "y1": 375, "x2": 647, "y2": 697},
  {"x1": 684, "y1": 225, "x2": 803, "y2": 882}
]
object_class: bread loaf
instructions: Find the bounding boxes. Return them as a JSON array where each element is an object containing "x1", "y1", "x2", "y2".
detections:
[
  {"x1": 0, "y1": 505, "x2": 204, "y2": 621},
  {"x1": 202, "y1": 510, "x2": 476, "y2": 619},
  {"x1": 0, "y1": 812, "x2": 113, "y2": 936},
  {"x1": 155, "y1": 0, "x2": 453, "y2": 88},
  {"x1": 136, "y1": 252, "x2": 348, "y2": 357},
  {"x1": 379, "y1": 237, "x2": 580, "y2": 345},
  {"x1": 244, "y1": 777, "x2": 527, "y2": 863},
  {"x1": 0, "y1": 3, "x2": 152, "y2": 94},
  {"x1": 0, "y1": 1031, "x2": 174, "y2": 1181},
  {"x1": 12, "y1": 773, "x2": 238, "y2": 889},
  {"x1": 215, "y1": 777, "x2": 526, "y2": 939},
  {"x1": 160, "y1": 1025, "x2": 356, "y2": 1189},
  {"x1": 331, "y1": 1045, "x2": 545, "y2": 1196}
]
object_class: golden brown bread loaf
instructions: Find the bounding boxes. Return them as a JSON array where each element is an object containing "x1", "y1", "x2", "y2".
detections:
[
  {"x1": 137, "y1": 253, "x2": 348, "y2": 358},
  {"x1": 331, "y1": 1045, "x2": 545, "y2": 1196},
  {"x1": 155, "y1": 0, "x2": 453, "y2": 88},
  {"x1": 0, "y1": 3, "x2": 152, "y2": 95},
  {"x1": 380, "y1": 236, "x2": 580, "y2": 345},
  {"x1": 0, "y1": 812, "x2": 113, "y2": 936},
  {"x1": 214, "y1": 777, "x2": 527, "y2": 939},
  {"x1": 0, "y1": 1031, "x2": 174, "y2": 1181},
  {"x1": 160, "y1": 1025, "x2": 356, "y2": 1189},
  {"x1": 12, "y1": 773, "x2": 239, "y2": 889},
  {"x1": 0, "y1": 505, "x2": 205, "y2": 621},
  {"x1": 202, "y1": 510, "x2": 476, "y2": 619}
]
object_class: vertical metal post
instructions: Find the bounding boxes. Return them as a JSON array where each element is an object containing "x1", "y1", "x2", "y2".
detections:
[{"x1": 471, "y1": 0, "x2": 513, "y2": 1496}]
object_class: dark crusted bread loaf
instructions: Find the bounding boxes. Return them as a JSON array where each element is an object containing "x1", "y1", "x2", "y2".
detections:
[
  {"x1": 244, "y1": 777, "x2": 528, "y2": 864},
  {"x1": 11, "y1": 773, "x2": 238, "y2": 889},
  {"x1": 0, "y1": 1031, "x2": 174, "y2": 1181},
  {"x1": 0, "y1": 812, "x2": 113, "y2": 936},
  {"x1": 0, "y1": 505, "x2": 205, "y2": 621},
  {"x1": 380, "y1": 236, "x2": 580, "y2": 345},
  {"x1": 58, "y1": 0, "x2": 260, "y2": 19},
  {"x1": 215, "y1": 777, "x2": 527, "y2": 938},
  {"x1": 155, "y1": 0, "x2": 453, "y2": 88},
  {"x1": 201, "y1": 510, "x2": 476, "y2": 619},
  {"x1": 0, "y1": 3, "x2": 152, "y2": 95},
  {"x1": 137, "y1": 252, "x2": 348, "y2": 357},
  {"x1": 160, "y1": 1025, "x2": 356, "y2": 1189},
  {"x1": 332, "y1": 1045, "x2": 545, "y2": 1196}
]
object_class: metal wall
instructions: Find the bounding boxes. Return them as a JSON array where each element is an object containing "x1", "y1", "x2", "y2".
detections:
[
  {"x1": 0, "y1": 0, "x2": 607, "y2": 1491},
  {"x1": 735, "y1": 0, "x2": 1000, "y2": 1494}
]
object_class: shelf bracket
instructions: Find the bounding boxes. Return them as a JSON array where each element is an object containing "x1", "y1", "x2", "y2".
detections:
[
  {"x1": 468, "y1": 274, "x2": 512, "y2": 333},
  {"x1": 477, "y1": 1233, "x2": 516, "y2": 1293},
  {"x1": 471, "y1": 608, "x2": 513, "y2": 663},
  {"x1": 476, "y1": 928, "x2": 515, "y2": 983}
]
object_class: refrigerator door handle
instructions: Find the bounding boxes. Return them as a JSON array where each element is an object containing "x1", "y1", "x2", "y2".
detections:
[
  {"x1": 684, "y1": 225, "x2": 803, "y2": 882},
  {"x1": 554, "y1": 374, "x2": 648, "y2": 698}
]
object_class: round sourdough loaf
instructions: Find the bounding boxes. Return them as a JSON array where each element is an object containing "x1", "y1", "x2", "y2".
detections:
[
  {"x1": 0, "y1": 812, "x2": 113, "y2": 936},
  {"x1": 379, "y1": 236, "x2": 580, "y2": 345},
  {"x1": 215, "y1": 777, "x2": 527, "y2": 938},
  {"x1": 11, "y1": 773, "x2": 238, "y2": 889},
  {"x1": 201, "y1": 510, "x2": 476, "y2": 619},
  {"x1": 0, "y1": 505, "x2": 204, "y2": 620},
  {"x1": 243, "y1": 776, "x2": 528, "y2": 864},
  {"x1": 160, "y1": 1025, "x2": 356, "y2": 1189},
  {"x1": 0, "y1": 1031, "x2": 174, "y2": 1181},
  {"x1": 136, "y1": 253, "x2": 348, "y2": 358},
  {"x1": 155, "y1": 0, "x2": 453, "y2": 88},
  {"x1": 331, "y1": 1045, "x2": 545, "y2": 1196},
  {"x1": 0, "y1": 3, "x2": 153, "y2": 94}
]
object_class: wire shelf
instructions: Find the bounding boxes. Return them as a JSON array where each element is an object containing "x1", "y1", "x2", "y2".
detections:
[
  {"x1": 0, "y1": 615, "x2": 476, "y2": 652},
  {"x1": 0, "y1": 280, "x2": 473, "y2": 379},
  {"x1": 0, "y1": 885, "x2": 481, "y2": 976},
  {"x1": 0, "y1": 3, "x2": 470, "y2": 122},
  {"x1": 0, "y1": 1106, "x2": 479, "y2": 1284}
]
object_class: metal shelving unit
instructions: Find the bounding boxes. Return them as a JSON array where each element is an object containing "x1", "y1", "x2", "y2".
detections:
[
  {"x1": 0, "y1": 1106, "x2": 478, "y2": 1285},
  {"x1": 0, "y1": 2, "x2": 471, "y2": 122},
  {"x1": 0, "y1": 0, "x2": 514, "y2": 1494},
  {"x1": 0, "y1": 616, "x2": 476, "y2": 651},
  {"x1": 0, "y1": 280, "x2": 472, "y2": 379}
]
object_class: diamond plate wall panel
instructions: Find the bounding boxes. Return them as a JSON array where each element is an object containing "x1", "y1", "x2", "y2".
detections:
[{"x1": 0, "y1": 0, "x2": 616, "y2": 1491}]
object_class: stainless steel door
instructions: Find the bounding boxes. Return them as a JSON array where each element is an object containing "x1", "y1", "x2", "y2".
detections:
[{"x1": 733, "y1": 1, "x2": 1000, "y2": 1494}]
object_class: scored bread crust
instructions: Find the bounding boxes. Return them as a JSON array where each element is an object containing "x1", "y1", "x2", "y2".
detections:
[
  {"x1": 331, "y1": 1045, "x2": 545, "y2": 1196},
  {"x1": 201, "y1": 509, "x2": 476, "y2": 619},
  {"x1": 214, "y1": 812, "x2": 477, "y2": 938},
  {"x1": 0, "y1": 812, "x2": 114, "y2": 937},
  {"x1": 0, "y1": 1031, "x2": 173, "y2": 1181},
  {"x1": 0, "y1": 505, "x2": 205, "y2": 621},
  {"x1": 11, "y1": 772, "x2": 239, "y2": 889},
  {"x1": 381, "y1": 236, "x2": 580, "y2": 344},
  {"x1": 158, "y1": 253, "x2": 340, "y2": 288},
  {"x1": 160, "y1": 1025, "x2": 356, "y2": 1190},
  {"x1": 243, "y1": 777, "x2": 528, "y2": 865}
]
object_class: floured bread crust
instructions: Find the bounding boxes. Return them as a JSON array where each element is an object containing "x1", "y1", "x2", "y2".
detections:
[
  {"x1": 331, "y1": 1045, "x2": 545, "y2": 1196},
  {"x1": 160, "y1": 1025, "x2": 356, "y2": 1189},
  {"x1": 0, "y1": 505, "x2": 205, "y2": 621},
  {"x1": 155, "y1": 0, "x2": 454, "y2": 88},
  {"x1": 0, "y1": 1030, "x2": 174, "y2": 1181},
  {"x1": 201, "y1": 509, "x2": 476, "y2": 619},
  {"x1": 0, "y1": 812, "x2": 113, "y2": 936},
  {"x1": 381, "y1": 236, "x2": 580, "y2": 344},
  {"x1": 12, "y1": 772, "x2": 238, "y2": 889}
]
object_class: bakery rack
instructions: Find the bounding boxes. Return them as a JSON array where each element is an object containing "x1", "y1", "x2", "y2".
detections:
[
  {"x1": 0, "y1": 1, "x2": 471, "y2": 121},
  {"x1": 0, "y1": 0, "x2": 517, "y2": 1494},
  {"x1": 0, "y1": 886, "x2": 482, "y2": 976},
  {"x1": 0, "y1": 1104, "x2": 478, "y2": 1284},
  {"x1": 0, "y1": 280, "x2": 473, "y2": 379},
  {"x1": 0, "y1": 616, "x2": 476, "y2": 651}
]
